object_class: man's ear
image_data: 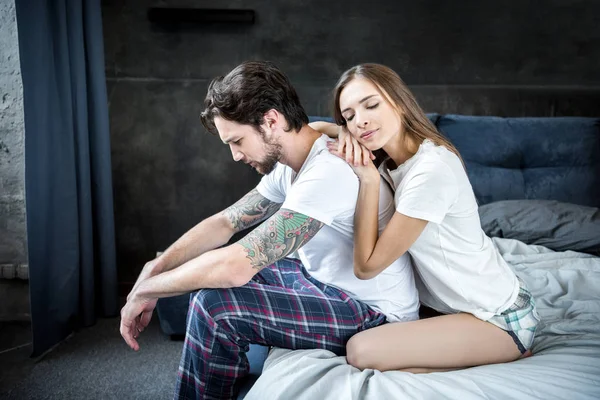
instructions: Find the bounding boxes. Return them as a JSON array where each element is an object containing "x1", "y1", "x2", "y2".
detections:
[{"x1": 263, "y1": 109, "x2": 279, "y2": 131}]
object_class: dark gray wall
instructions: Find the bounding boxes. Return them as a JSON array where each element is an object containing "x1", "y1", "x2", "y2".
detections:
[{"x1": 102, "y1": 0, "x2": 600, "y2": 283}]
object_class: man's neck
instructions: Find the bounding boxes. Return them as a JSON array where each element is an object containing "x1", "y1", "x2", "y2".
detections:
[{"x1": 278, "y1": 125, "x2": 322, "y2": 173}]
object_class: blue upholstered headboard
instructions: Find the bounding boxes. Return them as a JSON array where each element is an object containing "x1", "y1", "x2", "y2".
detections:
[{"x1": 309, "y1": 115, "x2": 600, "y2": 208}]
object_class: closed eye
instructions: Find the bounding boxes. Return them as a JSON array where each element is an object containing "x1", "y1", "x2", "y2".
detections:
[
  {"x1": 345, "y1": 114, "x2": 355, "y2": 122},
  {"x1": 366, "y1": 103, "x2": 379, "y2": 110}
]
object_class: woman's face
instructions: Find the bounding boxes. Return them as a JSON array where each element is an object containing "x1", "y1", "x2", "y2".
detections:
[{"x1": 339, "y1": 77, "x2": 402, "y2": 151}]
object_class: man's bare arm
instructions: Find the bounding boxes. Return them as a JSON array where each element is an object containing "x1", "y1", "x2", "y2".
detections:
[
  {"x1": 121, "y1": 190, "x2": 283, "y2": 349},
  {"x1": 133, "y1": 209, "x2": 324, "y2": 299},
  {"x1": 237, "y1": 209, "x2": 324, "y2": 270},
  {"x1": 132, "y1": 189, "x2": 281, "y2": 291},
  {"x1": 222, "y1": 188, "x2": 282, "y2": 232}
]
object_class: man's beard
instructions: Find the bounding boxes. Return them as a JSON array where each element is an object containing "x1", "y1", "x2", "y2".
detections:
[{"x1": 254, "y1": 139, "x2": 282, "y2": 175}]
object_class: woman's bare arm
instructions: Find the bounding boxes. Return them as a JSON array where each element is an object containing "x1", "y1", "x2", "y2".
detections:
[
  {"x1": 328, "y1": 136, "x2": 426, "y2": 279},
  {"x1": 348, "y1": 153, "x2": 428, "y2": 280},
  {"x1": 353, "y1": 189, "x2": 428, "y2": 280},
  {"x1": 309, "y1": 121, "x2": 342, "y2": 138}
]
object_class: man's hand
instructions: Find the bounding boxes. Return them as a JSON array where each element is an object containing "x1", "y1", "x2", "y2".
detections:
[{"x1": 120, "y1": 292, "x2": 158, "y2": 351}]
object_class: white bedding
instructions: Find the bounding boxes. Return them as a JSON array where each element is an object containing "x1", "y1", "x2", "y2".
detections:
[{"x1": 245, "y1": 238, "x2": 600, "y2": 400}]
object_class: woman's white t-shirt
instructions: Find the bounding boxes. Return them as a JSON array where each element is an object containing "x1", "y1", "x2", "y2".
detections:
[{"x1": 378, "y1": 139, "x2": 519, "y2": 321}]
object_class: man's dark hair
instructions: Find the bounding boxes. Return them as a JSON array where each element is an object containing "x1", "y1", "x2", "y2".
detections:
[{"x1": 200, "y1": 61, "x2": 309, "y2": 135}]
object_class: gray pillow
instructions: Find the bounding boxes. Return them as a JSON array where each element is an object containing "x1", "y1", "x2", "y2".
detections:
[{"x1": 478, "y1": 200, "x2": 600, "y2": 255}]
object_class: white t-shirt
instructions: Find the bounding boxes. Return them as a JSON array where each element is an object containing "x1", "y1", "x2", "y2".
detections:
[
  {"x1": 378, "y1": 139, "x2": 519, "y2": 321},
  {"x1": 257, "y1": 135, "x2": 419, "y2": 322}
]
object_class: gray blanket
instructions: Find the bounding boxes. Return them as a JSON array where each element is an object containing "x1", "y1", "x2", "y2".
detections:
[{"x1": 245, "y1": 238, "x2": 600, "y2": 400}]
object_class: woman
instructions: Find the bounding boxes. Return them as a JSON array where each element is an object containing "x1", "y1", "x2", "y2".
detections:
[{"x1": 315, "y1": 64, "x2": 540, "y2": 373}]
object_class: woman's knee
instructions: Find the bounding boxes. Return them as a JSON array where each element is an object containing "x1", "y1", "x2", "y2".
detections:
[{"x1": 346, "y1": 333, "x2": 378, "y2": 370}]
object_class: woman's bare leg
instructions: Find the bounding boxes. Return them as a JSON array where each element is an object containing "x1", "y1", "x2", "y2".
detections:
[
  {"x1": 400, "y1": 367, "x2": 462, "y2": 374},
  {"x1": 346, "y1": 313, "x2": 522, "y2": 372}
]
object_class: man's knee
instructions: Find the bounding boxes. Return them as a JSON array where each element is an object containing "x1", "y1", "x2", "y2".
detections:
[{"x1": 190, "y1": 288, "x2": 229, "y2": 318}]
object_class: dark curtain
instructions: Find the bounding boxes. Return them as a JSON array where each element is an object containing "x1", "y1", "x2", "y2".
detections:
[{"x1": 16, "y1": 0, "x2": 118, "y2": 357}]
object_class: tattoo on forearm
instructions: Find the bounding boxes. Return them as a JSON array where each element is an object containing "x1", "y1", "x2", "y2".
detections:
[
  {"x1": 238, "y1": 210, "x2": 324, "y2": 269},
  {"x1": 222, "y1": 189, "x2": 281, "y2": 232}
]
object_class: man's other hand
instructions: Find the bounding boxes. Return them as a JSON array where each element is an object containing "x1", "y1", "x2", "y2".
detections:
[{"x1": 120, "y1": 294, "x2": 158, "y2": 351}]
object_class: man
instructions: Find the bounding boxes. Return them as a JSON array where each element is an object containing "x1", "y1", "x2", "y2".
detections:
[{"x1": 120, "y1": 61, "x2": 418, "y2": 399}]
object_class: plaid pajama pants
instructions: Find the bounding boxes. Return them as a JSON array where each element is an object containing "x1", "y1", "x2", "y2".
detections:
[{"x1": 174, "y1": 258, "x2": 386, "y2": 400}]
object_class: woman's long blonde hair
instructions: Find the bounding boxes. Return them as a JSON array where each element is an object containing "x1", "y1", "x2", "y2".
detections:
[{"x1": 333, "y1": 63, "x2": 463, "y2": 164}]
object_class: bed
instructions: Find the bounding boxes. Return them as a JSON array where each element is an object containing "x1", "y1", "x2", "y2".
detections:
[{"x1": 242, "y1": 115, "x2": 600, "y2": 399}]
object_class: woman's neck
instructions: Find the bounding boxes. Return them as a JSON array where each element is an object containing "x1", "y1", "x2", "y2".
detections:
[{"x1": 382, "y1": 132, "x2": 420, "y2": 169}]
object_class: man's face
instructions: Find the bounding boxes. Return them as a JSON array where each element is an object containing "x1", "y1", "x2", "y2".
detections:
[{"x1": 214, "y1": 117, "x2": 282, "y2": 175}]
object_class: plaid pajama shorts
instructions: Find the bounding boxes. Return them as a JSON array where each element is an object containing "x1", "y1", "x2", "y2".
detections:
[
  {"x1": 487, "y1": 277, "x2": 541, "y2": 354},
  {"x1": 174, "y1": 258, "x2": 386, "y2": 400}
]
